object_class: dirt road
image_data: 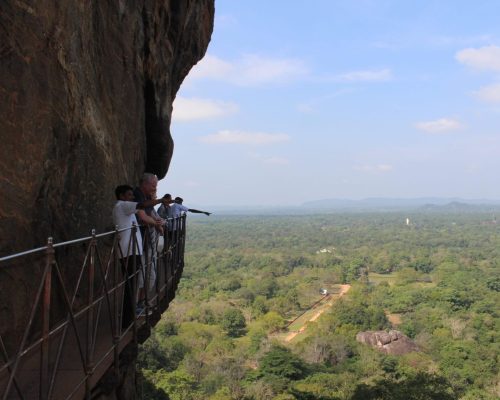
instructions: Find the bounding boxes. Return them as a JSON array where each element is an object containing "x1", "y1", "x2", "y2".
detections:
[{"x1": 284, "y1": 284, "x2": 351, "y2": 342}]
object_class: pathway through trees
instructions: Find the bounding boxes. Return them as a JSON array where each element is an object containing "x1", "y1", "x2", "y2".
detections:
[{"x1": 284, "y1": 284, "x2": 351, "y2": 342}]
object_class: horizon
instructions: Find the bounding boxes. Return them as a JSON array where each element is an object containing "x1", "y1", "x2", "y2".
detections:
[
  {"x1": 159, "y1": 1, "x2": 500, "y2": 206},
  {"x1": 185, "y1": 196, "x2": 500, "y2": 211}
]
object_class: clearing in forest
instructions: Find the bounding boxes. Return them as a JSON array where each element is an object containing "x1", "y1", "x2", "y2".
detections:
[
  {"x1": 386, "y1": 312, "x2": 402, "y2": 326},
  {"x1": 279, "y1": 284, "x2": 351, "y2": 343},
  {"x1": 368, "y1": 272, "x2": 397, "y2": 285}
]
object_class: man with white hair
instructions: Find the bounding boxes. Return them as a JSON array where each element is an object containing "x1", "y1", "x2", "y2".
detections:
[
  {"x1": 133, "y1": 173, "x2": 163, "y2": 230},
  {"x1": 133, "y1": 173, "x2": 168, "y2": 311}
]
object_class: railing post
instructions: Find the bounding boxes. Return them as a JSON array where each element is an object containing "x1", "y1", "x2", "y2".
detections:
[
  {"x1": 163, "y1": 228, "x2": 169, "y2": 295},
  {"x1": 113, "y1": 226, "x2": 120, "y2": 375},
  {"x1": 131, "y1": 223, "x2": 138, "y2": 341},
  {"x1": 165, "y1": 223, "x2": 172, "y2": 295},
  {"x1": 40, "y1": 237, "x2": 54, "y2": 400},
  {"x1": 155, "y1": 231, "x2": 162, "y2": 307},
  {"x1": 143, "y1": 231, "x2": 150, "y2": 323},
  {"x1": 174, "y1": 219, "x2": 179, "y2": 273},
  {"x1": 85, "y1": 230, "x2": 97, "y2": 399},
  {"x1": 180, "y1": 215, "x2": 187, "y2": 271}
]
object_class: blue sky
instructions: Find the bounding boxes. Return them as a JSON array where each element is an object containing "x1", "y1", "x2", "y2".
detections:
[{"x1": 158, "y1": 0, "x2": 500, "y2": 207}]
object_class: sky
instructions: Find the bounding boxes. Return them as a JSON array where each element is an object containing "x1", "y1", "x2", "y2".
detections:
[{"x1": 158, "y1": 0, "x2": 500, "y2": 207}]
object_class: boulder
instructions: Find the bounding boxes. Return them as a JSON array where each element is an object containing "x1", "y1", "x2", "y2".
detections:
[{"x1": 356, "y1": 330, "x2": 418, "y2": 355}]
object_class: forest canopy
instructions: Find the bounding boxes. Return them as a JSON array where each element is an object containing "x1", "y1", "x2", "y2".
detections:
[{"x1": 139, "y1": 212, "x2": 499, "y2": 400}]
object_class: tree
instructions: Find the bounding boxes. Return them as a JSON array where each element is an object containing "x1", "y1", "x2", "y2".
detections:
[
  {"x1": 155, "y1": 369, "x2": 198, "y2": 400},
  {"x1": 138, "y1": 335, "x2": 187, "y2": 372},
  {"x1": 260, "y1": 311, "x2": 286, "y2": 333},
  {"x1": 219, "y1": 278, "x2": 241, "y2": 292},
  {"x1": 252, "y1": 295, "x2": 269, "y2": 317},
  {"x1": 293, "y1": 372, "x2": 356, "y2": 400},
  {"x1": 139, "y1": 370, "x2": 171, "y2": 400},
  {"x1": 351, "y1": 372, "x2": 456, "y2": 400},
  {"x1": 259, "y1": 345, "x2": 307, "y2": 380},
  {"x1": 298, "y1": 334, "x2": 353, "y2": 366},
  {"x1": 325, "y1": 299, "x2": 389, "y2": 331},
  {"x1": 221, "y1": 308, "x2": 246, "y2": 337},
  {"x1": 208, "y1": 386, "x2": 232, "y2": 400},
  {"x1": 486, "y1": 277, "x2": 500, "y2": 292}
]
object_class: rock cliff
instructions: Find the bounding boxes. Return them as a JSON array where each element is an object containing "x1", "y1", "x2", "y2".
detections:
[
  {"x1": 0, "y1": 3, "x2": 214, "y2": 397},
  {"x1": 0, "y1": 0, "x2": 214, "y2": 254}
]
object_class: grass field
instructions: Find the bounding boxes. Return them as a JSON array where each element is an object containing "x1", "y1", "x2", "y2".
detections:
[
  {"x1": 368, "y1": 272, "x2": 397, "y2": 285},
  {"x1": 369, "y1": 272, "x2": 435, "y2": 288},
  {"x1": 386, "y1": 312, "x2": 402, "y2": 326}
]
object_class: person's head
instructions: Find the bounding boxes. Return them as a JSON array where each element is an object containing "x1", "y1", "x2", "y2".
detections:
[
  {"x1": 174, "y1": 196, "x2": 183, "y2": 204},
  {"x1": 163, "y1": 193, "x2": 172, "y2": 202},
  {"x1": 139, "y1": 172, "x2": 158, "y2": 197},
  {"x1": 115, "y1": 185, "x2": 134, "y2": 201}
]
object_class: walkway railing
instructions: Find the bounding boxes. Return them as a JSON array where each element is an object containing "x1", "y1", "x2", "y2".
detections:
[{"x1": 0, "y1": 215, "x2": 187, "y2": 400}]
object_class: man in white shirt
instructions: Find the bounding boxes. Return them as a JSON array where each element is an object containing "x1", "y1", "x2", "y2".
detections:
[
  {"x1": 113, "y1": 185, "x2": 143, "y2": 258},
  {"x1": 112, "y1": 184, "x2": 171, "y2": 320}
]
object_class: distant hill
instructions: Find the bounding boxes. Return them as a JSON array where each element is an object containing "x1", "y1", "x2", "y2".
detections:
[
  {"x1": 196, "y1": 198, "x2": 500, "y2": 215},
  {"x1": 301, "y1": 197, "x2": 500, "y2": 212},
  {"x1": 418, "y1": 201, "x2": 500, "y2": 213}
]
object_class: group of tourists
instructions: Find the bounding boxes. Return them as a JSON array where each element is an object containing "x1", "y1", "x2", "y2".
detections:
[{"x1": 112, "y1": 173, "x2": 211, "y2": 320}]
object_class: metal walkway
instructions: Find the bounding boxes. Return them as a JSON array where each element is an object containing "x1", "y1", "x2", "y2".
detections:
[{"x1": 0, "y1": 216, "x2": 187, "y2": 399}]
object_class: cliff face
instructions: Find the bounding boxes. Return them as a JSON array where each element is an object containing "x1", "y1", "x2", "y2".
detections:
[
  {"x1": 0, "y1": 2, "x2": 214, "y2": 398},
  {"x1": 0, "y1": 0, "x2": 214, "y2": 254}
]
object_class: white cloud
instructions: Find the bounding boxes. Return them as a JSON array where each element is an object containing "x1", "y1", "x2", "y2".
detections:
[
  {"x1": 334, "y1": 68, "x2": 393, "y2": 82},
  {"x1": 190, "y1": 54, "x2": 234, "y2": 80},
  {"x1": 415, "y1": 118, "x2": 463, "y2": 133},
  {"x1": 187, "y1": 54, "x2": 308, "y2": 86},
  {"x1": 263, "y1": 157, "x2": 289, "y2": 165},
  {"x1": 474, "y1": 83, "x2": 500, "y2": 103},
  {"x1": 355, "y1": 164, "x2": 393, "y2": 173},
  {"x1": 455, "y1": 45, "x2": 500, "y2": 72},
  {"x1": 198, "y1": 130, "x2": 290, "y2": 145},
  {"x1": 173, "y1": 97, "x2": 238, "y2": 121}
]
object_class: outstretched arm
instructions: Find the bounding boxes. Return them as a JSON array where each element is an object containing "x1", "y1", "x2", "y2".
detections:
[
  {"x1": 137, "y1": 198, "x2": 172, "y2": 210},
  {"x1": 188, "y1": 208, "x2": 211, "y2": 216},
  {"x1": 136, "y1": 198, "x2": 172, "y2": 227}
]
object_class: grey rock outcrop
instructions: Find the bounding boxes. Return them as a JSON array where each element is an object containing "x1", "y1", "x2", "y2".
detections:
[{"x1": 356, "y1": 330, "x2": 418, "y2": 355}]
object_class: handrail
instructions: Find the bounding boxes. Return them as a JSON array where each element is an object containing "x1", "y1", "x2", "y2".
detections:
[
  {"x1": 0, "y1": 217, "x2": 182, "y2": 263},
  {"x1": 0, "y1": 215, "x2": 188, "y2": 399},
  {"x1": 0, "y1": 229, "x2": 123, "y2": 263}
]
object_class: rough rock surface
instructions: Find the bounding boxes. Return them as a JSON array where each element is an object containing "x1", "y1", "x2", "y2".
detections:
[
  {"x1": 0, "y1": 0, "x2": 213, "y2": 350},
  {"x1": 356, "y1": 330, "x2": 419, "y2": 355},
  {"x1": 0, "y1": 0, "x2": 214, "y2": 254},
  {"x1": 0, "y1": 2, "x2": 214, "y2": 397}
]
